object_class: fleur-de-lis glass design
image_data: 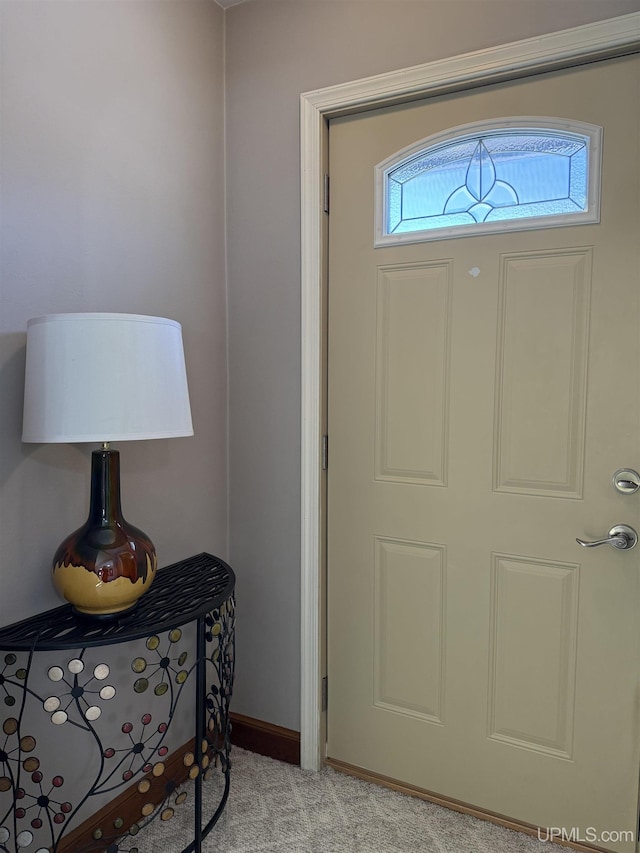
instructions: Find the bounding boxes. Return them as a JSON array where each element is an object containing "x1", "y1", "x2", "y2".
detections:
[
  {"x1": 444, "y1": 140, "x2": 519, "y2": 222},
  {"x1": 384, "y1": 124, "x2": 592, "y2": 238}
]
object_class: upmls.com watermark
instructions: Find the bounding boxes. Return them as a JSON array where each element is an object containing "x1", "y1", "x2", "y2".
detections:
[{"x1": 538, "y1": 827, "x2": 635, "y2": 844}]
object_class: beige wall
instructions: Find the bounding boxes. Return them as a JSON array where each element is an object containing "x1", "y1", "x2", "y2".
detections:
[
  {"x1": 0, "y1": 0, "x2": 227, "y2": 626},
  {"x1": 225, "y1": 0, "x2": 640, "y2": 731},
  {"x1": 1, "y1": 0, "x2": 638, "y2": 747}
]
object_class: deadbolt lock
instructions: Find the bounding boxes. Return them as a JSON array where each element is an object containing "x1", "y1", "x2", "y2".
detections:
[{"x1": 612, "y1": 469, "x2": 640, "y2": 495}]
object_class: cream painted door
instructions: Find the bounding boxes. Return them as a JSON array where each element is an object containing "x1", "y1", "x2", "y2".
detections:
[{"x1": 327, "y1": 56, "x2": 640, "y2": 851}]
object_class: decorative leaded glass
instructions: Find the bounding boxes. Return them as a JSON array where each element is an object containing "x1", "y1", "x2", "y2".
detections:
[{"x1": 375, "y1": 118, "x2": 601, "y2": 245}]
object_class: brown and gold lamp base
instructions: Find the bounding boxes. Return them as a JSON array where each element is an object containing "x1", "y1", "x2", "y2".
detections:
[{"x1": 52, "y1": 446, "x2": 157, "y2": 618}]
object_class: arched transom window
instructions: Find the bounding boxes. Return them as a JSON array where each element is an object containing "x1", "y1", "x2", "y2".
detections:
[{"x1": 375, "y1": 118, "x2": 602, "y2": 246}]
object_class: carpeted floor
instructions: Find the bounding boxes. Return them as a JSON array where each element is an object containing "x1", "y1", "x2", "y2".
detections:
[{"x1": 139, "y1": 748, "x2": 552, "y2": 852}]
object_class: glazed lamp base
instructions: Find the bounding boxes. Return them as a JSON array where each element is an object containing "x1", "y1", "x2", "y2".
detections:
[{"x1": 51, "y1": 448, "x2": 157, "y2": 618}]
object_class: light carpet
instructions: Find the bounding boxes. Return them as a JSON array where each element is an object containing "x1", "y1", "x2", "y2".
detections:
[{"x1": 139, "y1": 748, "x2": 552, "y2": 852}]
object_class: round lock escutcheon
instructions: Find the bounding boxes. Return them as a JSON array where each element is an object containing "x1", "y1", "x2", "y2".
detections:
[{"x1": 612, "y1": 469, "x2": 640, "y2": 495}]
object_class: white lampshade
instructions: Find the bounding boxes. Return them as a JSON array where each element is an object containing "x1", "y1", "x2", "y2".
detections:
[{"x1": 22, "y1": 313, "x2": 194, "y2": 443}]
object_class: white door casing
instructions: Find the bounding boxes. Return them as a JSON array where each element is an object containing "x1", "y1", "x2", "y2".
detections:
[{"x1": 300, "y1": 12, "x2": 640, "y2": 772}]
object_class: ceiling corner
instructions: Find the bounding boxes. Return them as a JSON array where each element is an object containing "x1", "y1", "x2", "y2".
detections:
[{"x1": 214, "y1": 0, "x2": 249, "y2": 9}]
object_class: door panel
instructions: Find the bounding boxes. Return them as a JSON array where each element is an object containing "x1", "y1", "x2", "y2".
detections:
[
  {"x1": 494, "y1": 249, "x2": 591, "y2": 497},
  {"x1": 375, "y1": 261, "x2": 451, "y2": 486},
  {"x1": 327, "y1": 55, "x2": 640, "y2": 851}
]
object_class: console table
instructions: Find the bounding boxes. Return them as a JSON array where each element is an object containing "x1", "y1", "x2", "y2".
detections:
[{"x1": 0, "y1": 553, "x2": 235, "y2": 853}]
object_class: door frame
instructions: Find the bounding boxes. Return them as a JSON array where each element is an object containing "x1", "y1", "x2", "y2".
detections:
[{"x1": 299, "y1": 11, "x2": 640, "y2": 772}]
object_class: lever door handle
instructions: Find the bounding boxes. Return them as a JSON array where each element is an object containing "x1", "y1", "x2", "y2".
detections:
[{"x1": 576, "y1": 524, "x2": 637, "y2": 550}]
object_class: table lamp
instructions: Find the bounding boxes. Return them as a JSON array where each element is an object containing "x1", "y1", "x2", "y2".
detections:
[{"x1": 22, "y1": 313, "x2": 194, "y2": 618}]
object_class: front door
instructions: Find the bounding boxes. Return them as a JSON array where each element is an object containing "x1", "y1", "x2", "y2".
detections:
[{"x1": 327, "y1": 55, "x2": 640, "y2": 851}]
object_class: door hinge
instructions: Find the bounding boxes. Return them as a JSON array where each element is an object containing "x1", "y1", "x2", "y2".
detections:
[
  {"x1": 322, "y1": 675, "x2": 328, "y2": 711},
  {"x1": 323, "y1": 174, "x2": 330, "y2": 215},
  {"x1": 322, "y1": 435, "x2": 328, "y2": 470}
]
